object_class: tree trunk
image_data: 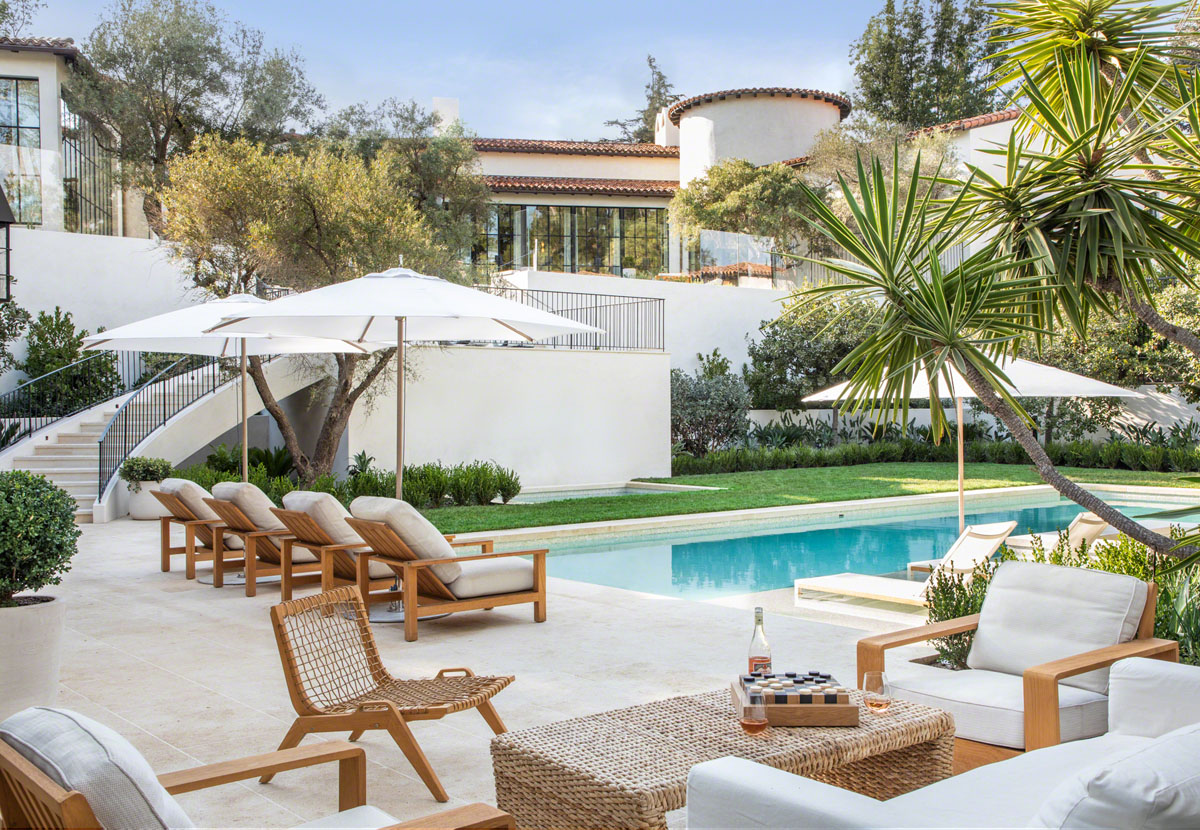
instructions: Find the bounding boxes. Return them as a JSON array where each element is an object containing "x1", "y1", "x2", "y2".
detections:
[
  {"x1": 956, "y1": 358, "x2": 1186, "y2": 556},
  {"x1": 1042, "y1": 398, "x2": 1055, "y2": 446}
]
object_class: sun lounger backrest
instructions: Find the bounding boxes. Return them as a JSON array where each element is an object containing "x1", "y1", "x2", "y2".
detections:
[
  {"x1": 155, "y1": 480, "x2": 244, "y2": 551},
  {"x1": 203, "y1": 497, "x2": 284, "y2": 564},
  {"x1": 1067, "y1": 512, "x2": 1109, "y2": 550},
  {"x1": 349, "y1": 497, "x2": 462, "y2": 584},
  {"x1": 344, "y1": 517, "x2": 458, "y2": 601},
  {"x1": 274, "y1": 492, "x2": 373, "y2": 581},
  {"x1": 939, "y1": 521, "x2": 1017, "y2": 572},
  {"x1": 213, "y1": 482, "x2": 287, "y2": 531}
]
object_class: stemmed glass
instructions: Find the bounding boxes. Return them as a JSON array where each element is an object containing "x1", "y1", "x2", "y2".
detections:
[{"x1": 862, "y1": 671, "x2": 892, "y2": 714}]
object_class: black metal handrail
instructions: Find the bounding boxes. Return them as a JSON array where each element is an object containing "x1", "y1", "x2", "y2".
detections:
[
  {"x1": 97, "y1": 354, "x2": 227, "y2": 496},
  {"x1": 478, "y1": 286, "x2": 665, "y2": 352},
  {"x1": 0, "y1": 351, "x2": 178, "y2": 452}
]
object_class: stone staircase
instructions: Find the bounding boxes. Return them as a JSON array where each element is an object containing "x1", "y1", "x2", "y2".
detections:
[{"x1": 11, "y1": 405, "x2": 120, "y2": 523}]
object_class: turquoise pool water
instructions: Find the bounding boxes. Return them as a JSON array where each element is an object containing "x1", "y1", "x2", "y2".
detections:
[{"x1": 543, "y1": 499, "x2": 1170, "y2": 599}]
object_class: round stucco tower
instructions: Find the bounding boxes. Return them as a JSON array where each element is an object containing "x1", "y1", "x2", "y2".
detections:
[{"x1": 666, "y1": 87, "x2": 851, "y2": 184}]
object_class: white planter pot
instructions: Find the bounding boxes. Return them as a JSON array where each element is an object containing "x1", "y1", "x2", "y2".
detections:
[
  {"x1": 128, "y1": 482, "x2": 169, "y2": 520},
  {"x1": 0, "y1": 597, "x2": 65, "y2": 721}
]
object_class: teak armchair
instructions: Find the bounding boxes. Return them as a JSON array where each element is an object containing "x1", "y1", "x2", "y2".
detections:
[
  {"x1": 267, "y1": 587, "x2": 513, "y2": 803},
  {"x1": 0, "y1": 735, "x2": 513, "y2": 830},
  {"x1": 150, "y1": 489, "x2": 225, "y2": 579},
  {"x1": 858, "y1": 564, "x2": 1178, "y2": 774},
  {"x1": 203, "y1": 496, "x2": 324, "y2": 598}
]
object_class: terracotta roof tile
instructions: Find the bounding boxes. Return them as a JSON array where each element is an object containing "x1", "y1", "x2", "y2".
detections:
[
  {"x1": 0, "y1": 36, "x2": 78, "y2": 56},
  {"x1": 485, "y1": 175, "x2": 677, "y2": 197},
  {"x1": 909, "y1": 108, "x2": 1021, "y2": 137},
  {"x1": 668, "y1": 87, "x2": 851, "y2": 125},
  {"x1": 474, "y1": 138, "x2": 678, "y2": 157}
]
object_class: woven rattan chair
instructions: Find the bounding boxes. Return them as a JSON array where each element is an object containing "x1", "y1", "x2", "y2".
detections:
[{"x1": 266, "y1": 586, "x2": 514, "y2": 803}]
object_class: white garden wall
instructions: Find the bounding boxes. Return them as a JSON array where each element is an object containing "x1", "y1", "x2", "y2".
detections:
[{"x1": 348, "y1": 345, "x2": 671, "y2": 486}]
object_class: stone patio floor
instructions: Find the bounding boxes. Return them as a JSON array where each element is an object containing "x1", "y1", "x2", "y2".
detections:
[{"x1": 49, "y1": 518, "x2": 927, "y2": 828}]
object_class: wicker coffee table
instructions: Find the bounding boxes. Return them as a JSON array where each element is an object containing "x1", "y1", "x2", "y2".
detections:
[{"x1": 491, "y1": 688, "x2": 954, "y2": 830}]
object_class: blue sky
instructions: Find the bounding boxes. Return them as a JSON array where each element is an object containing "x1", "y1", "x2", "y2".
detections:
[{"x1": 42, "y1": 0, "x2": 884, "y2": 140}]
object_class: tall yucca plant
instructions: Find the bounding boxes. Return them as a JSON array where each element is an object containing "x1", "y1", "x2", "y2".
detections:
[{"x1": 791, "y1": 150, "x2": 1184, "y2": 555}]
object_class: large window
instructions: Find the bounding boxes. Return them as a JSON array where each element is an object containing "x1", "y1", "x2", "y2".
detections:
[
  {"x1": 62, "y1": 100, "x2": 115, "y2": 235},
  {"x1": 0, "y1": 78, "x2": 40, "y2": 224},
  {"x1": 474, "y1": 204, "x2": 668, "y2": 277}
]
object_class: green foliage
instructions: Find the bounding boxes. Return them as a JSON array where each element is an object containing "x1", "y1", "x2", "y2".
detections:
[
  {"x1": 205, "y1": 443, "x2": 241, "y2": 475},
  {"x1": 603, "y1": 55, "x2": 680, "y2": 143},
  {"x1": 850, "y1": 0, "x2": 1001, "y2": 128},
  {"x1": 0, "y1": 471, "x2": 81, "y2": 606},
  {"x1": 744, "y1": 296, "x2": 881, "y2": 409},
  {"x1": 493, "y1": 465, "x2": 521, "y2": 504},
  {"x1": 924, "y1": 558, "x2": 1004, "y2": 666},
  {"x1": 670, "y1": 368, "x2": 751, "y2": 456},
  {"x1": 248, "y1": 446, "x2": 295, "y2": 478},
  {"x1": 696, "y1": 349, "x2": 732, "y2": 380},
  {"x1": 0, "y1": 301, "x2": 30, "y2": 375},
  {"x1": 18, "y1": 308, "x2": 122, "y2": 416},
  {"x1": 347, "y1": 450, "x2": 375, "y2": 477},
  {"x1": 118, "y1": 457, "x2": 172, "y2": 491}
]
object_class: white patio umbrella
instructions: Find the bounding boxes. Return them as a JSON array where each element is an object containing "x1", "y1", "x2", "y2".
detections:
[
  {"x1": 206, "y1": 268, "x2": 602, "y2": 498},
  {"x1": 804, "y1": 358, "x2": 1142, "y2": 532},
  {"x1": 82, "y1": 294, "x2": 382, "y2": 482}
]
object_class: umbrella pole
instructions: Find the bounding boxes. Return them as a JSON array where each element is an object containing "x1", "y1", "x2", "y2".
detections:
[
  {"x1": 241, "y1": 339, "x2": 249, "y2": 483},
  {"x1": 956, "y1": 396, "x2": 965, "y2": 533},
  {"x1": 396, "y1": 317, "x2": 406, "y2": 500}
]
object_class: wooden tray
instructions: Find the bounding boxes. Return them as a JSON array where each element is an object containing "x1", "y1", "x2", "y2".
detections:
[{"x1": 730, "y1": 681, "x2": 860, "y2": 727}]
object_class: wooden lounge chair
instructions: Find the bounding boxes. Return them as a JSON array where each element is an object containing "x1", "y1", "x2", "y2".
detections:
[
  {"x1": 150, "y1": 478, "x2": 244, "y2": 579},
  {"x1": 202, "y1": 481, "x2": 324, "y2": 598},
  {"x1": 265, "y1": 586, "x2": 513, "y2": 803},
  {"x1": 268, "y1": 490, "x2": 397, "y2": 601},
  {"x1": 857, "y1": 562, "x2": 1178, "y2": 774},
  {"x1": 794, "y1": 521, "x2": 1017, "y2": 606},
  {"x1": 0, "y1": 706, "x2": 513, "y2": 829},
  {"x1": 345, "y1": 496, "x2": 547, "y2": 642}
]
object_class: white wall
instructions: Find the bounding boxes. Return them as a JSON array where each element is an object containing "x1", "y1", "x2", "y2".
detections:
[
  {"x1": 348, "y1": 345, "x2": 671, "y2": 486},
  {"x1": 477, "y1": 151, "x2": 679, "y2": 181},
  {"x1": 507, "y1": 268, "x2": 790, "y2": 372},
  {"x1": 0, "y1": 50, "x2": 67, "y2": 231}
]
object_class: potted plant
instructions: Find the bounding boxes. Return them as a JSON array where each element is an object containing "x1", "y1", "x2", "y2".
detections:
[
  {"x1": 119, "y1": 457, "x2": 173, "y2": 520},
  {"x1": 0, "y1": 470, "x2": 81, "y2": 720}
]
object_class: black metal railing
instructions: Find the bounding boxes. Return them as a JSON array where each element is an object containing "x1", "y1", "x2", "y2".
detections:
[
  {"x1": 0, "y1": 351, "x2": 185, "y2": 452},
  {"x1": 479, "y1": 286, "x2": 665, "y2": 352},
  {"x1": 97, "y1": 355, "x2": 226, "y2": 496}
]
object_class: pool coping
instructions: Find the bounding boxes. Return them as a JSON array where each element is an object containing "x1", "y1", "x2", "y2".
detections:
[{"x1": 454, "y1": 482, "x2": 1200, "y2": 546}]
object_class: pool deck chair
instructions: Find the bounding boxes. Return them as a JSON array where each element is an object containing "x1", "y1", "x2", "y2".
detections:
[
  {"x1": 345, "y1": 496, "x2": 547, "y2": 642},
  {"x1": 266, "y1": 586, "x2": 513, "y2": 804},
  {"x1": 203, "y1": 482, "x2": 324, "y2": 598},
  {"x1": 1008, "y1": 512, "x2": 1110, "y2": 556},
  {"x1": 794, "y1": 521, "x2": 1016, "y2": 607},
  {"x1": 150, "y1": 478, "x2": 244, "y2": 578}
]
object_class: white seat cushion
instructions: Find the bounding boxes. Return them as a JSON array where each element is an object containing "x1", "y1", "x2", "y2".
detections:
[
  {"x1": 282, "y1": 491, "x2": 390, "y2": 578},
  {"x1": 1031, "y1": 723, "x2": 1200, "y2": 829},
  {"x1": 967, "y1": 561, "x2": 1147, "y2": 694},
  {"x1": 349, "y1": 496, "x2": 461, "y2": 584},
  {"x1": 293, "y1": 805, "x2": 399, "y2": 829},
  {"x1": 0, "y1": 707, "x2": 194, "y2": 829},
  {"x1": 160, "y1": 478, "x2": 243, "y2": 550},
  {"x1": 887, "y1": 661, "x2": 1108, "y2": 749},
  {"x1": 213, "y1": 482, "x2": 315, "y2": 563},
  {"x1": 1109, "y1": 658, "x2": 1200, "y2": 739},
  {"x1": 447, "y1": 557, "x2": 534, "y2": 599}
]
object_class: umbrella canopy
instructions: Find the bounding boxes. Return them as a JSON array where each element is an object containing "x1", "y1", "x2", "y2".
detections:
[
  {"x1": 206, "y1": 268, "x2": 603, "y2": 498},
  {"x1": 802, "y1": 358, "x2": 1142, "y2": 532}
]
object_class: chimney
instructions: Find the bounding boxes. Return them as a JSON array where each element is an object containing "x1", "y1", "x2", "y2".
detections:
[
  {"x1": 432, "y1": 97, "x2": 460, "y2": 134},
  {"x1": 654, "y1": 105, "x2": 679, "y2": 147}
]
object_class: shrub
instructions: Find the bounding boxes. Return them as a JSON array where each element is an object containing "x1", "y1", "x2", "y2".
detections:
[
  {"x1": 248, "y1": 446, "x2": 295, "y2": 478},
  {"x1": 205, "y1": 443, "x2": 242, "y2": 475},
  {"x1": 924, "y1": 558, "x2": 1004, "y2": 668},
  {"x1": 171, "y1": 463, "x2": 239, "y2": 492},
  {"x1": 119, "y1": 457, "x2": 172, "y2": 492},
  {"x1": 493, "y1": 464, "x2": 521, "y2": 503},
  {"x1": 0, "y1": 471, "x2": 81, "y2": 606},
  {"x1": 447, "y1": 463, "x2": 474, "y2": 506},
  {"x1": 1099, "y1": 440, "x2": 1125, "y2": 469},
  {"x1": 670, "y1": 368, "x2": 751, "y2": 456},
  {"x1": 19, "y1": 308, "x2": 122, "y2": 416}
]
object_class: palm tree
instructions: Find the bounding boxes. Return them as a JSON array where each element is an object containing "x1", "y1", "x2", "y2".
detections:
[{"x1": 792, "y1": 151, "x2": 1185, "y2": 555}]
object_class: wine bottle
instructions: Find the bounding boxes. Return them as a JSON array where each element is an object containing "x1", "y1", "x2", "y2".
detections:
[{"x1": 747, "y1": 606, "x2": 771, "y2": 674}]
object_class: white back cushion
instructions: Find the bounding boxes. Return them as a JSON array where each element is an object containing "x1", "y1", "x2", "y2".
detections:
[
  {"x1": 212, "y1": 481, "x2": 285, "y2": 531},
  {"x1": 282, "y1": 491, "x2": 361, "y2": 547},
  {"x1": 1109, "y1": 658, "x2": 1200, "y2": 739},
  {"x1": 967, "y1": 561, "x2": 1146, "y2": 694},
  {"x1": 160, "y1": 479, "x2": 243, "y2": 550},
  {"x1": 0, "y1": 707, "x2": 193, "y2": 829},
  {"x1": 1030, "y1": 722, "x2": 1200, "y2": 829},
  {"x1": 349, "y1": 497, "x2": 461, "y2": 583}
]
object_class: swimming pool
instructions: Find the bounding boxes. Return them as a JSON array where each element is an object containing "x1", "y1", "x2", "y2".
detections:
[{"x1": 538, "y1": 496, "x2": 1176, "y2": 599}]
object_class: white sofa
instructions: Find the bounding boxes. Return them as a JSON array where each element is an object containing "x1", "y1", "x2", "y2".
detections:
[{"x1": 687, "y1": 658, "x2": 1200, "y2": 829}]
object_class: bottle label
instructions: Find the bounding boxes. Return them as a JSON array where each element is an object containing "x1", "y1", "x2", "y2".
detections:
[{"x1": 748, "y1": 656, "x2": 772, "y2": 674}]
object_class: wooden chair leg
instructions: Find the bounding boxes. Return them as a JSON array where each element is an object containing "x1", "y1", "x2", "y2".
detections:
[
  {"x1": 477, "y1": 700, "x2": 507, "y2": 735},
  {"x1": 356, "y1": 553, "x2": 371, "y2": 605},
  {"x1": 403, "y1": 566, "x2": 419, "y2": 642},
  {"x1": 245, "y1": 537, "x2": 258, "y2": 598},
  {"x1": 259, "y1": 720, "x2": 311, "y2": 784},
  {"x1": 186, "y1": 525, "x2": 199, "y2": 580},
  {"x1": 533, "y1": 552, "x2": 547, "y2": 623},
  {"x1": 281, "y1": 540, "x2": 294, "y2": 602},
  {"x1": 160, "y1": 517, "x2": 172, "y2": 572},
  {"x1": 384, "y1": 715, "x2": 449, "y2": 803},
  {"x1": 212, "y1": 531, "x2": 223, "y2": 588},
  {"x1": 321, "y1": 549, "x2": 337, "y2": 593},
  {"x1": 348, "y1": 729, "x2": 365, "y2": 742}
]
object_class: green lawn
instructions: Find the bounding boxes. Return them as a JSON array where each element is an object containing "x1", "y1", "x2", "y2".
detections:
[{"x1": 422, "y1": 463, "x2": 1200, "y2": 534}]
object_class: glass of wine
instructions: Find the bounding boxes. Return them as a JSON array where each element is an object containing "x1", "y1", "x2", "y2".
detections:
[
  {"x1": 739, "y1": 697, "x2": 768, "y2": 735},
  {"x1": 862, "y1": 671, "x2": 892, "y2": 715}
]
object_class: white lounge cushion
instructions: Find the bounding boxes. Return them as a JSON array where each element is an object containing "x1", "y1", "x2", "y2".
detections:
[
  {"x1": 1030, "y1": 722, "x2": 1200, "y2": 829},
  {"x1": 282, "y1": 491, "x2": 391, "y2": 578},
  {"x1": 160, "y1": 478, "x2": 243, "y2": 550},
  {"x1": 967, "y1": 561, "x2": 1146, "y2": 694},
  {"x1": 1109, "y1": 657, "x2": 1200, "y2": 739},
  {"x1": 447, "y1": 558, "x2": 534, "y2": 599},
  {"x1": 887, "y1": 661, "x2": 1108, "y2": 749},
  {"x1": 293, "y1": 805, "x2": 399, "y2": 829},
  {"x1": 349, "y1": 496, "x2": 461, "y2": 584},
  {"x1": 213, "y1": 482, "x2": 315, "y2": 563},
  {"x1": 0, "y1": 707, "x2": 194, "y2": 829}
]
